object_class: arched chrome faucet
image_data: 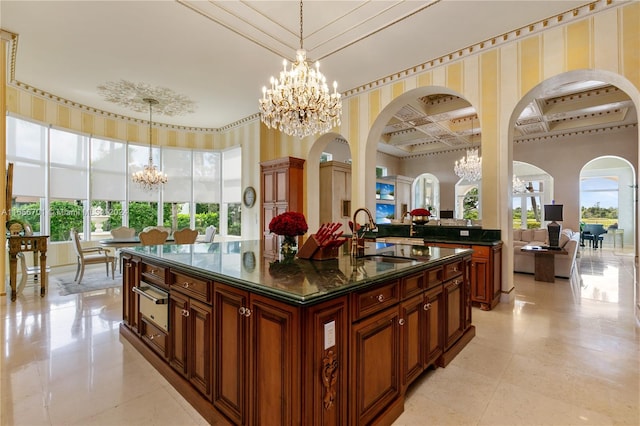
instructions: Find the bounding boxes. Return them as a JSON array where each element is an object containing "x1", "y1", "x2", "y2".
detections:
[{"x1": 351, "y1": 207, "x2": 377, "y2": 256}]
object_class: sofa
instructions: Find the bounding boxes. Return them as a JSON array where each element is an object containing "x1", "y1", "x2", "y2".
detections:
[{"x1": 513, "y1": 228, "x2": 580, "y2": 278}]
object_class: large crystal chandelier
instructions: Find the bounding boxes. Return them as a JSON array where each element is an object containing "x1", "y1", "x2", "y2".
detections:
[
  {"x1": 258, "y1": 0, "x2": 342, "y2": 138},
  {"x1": 454, "y1": 148, "x2": 482, "y2": 182},
  {"x1": 132, "y1": 98, "x2": 168, "y2": 191}
]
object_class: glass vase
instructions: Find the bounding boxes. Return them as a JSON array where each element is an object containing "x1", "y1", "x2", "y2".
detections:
[{"x1": 279, "y1": 235, "x2": 298, "y2": 263}]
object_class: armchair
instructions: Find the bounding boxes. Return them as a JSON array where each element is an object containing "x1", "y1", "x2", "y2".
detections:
[{"x1": 71, "y1": 229, "x2": 115, "y2": 284}]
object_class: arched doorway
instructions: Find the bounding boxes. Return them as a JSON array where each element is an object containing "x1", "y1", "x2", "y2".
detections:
[
  {"x1": 307, "y1": 133, "x2": 352, "y2": 232},
  {"x1": 580, "y1": 156, "x2": 635, "y2": 249},
  {"x1": 508, "y1": 70, "x2": 639, "y2": 319}
]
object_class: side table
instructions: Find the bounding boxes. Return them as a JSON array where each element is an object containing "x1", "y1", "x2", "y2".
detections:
[
  {"x1": 8, "y1": 234, "x2": 49, "y2": 301},
  {"x1": 520, "y1": 245, "x2": 568, "y2": 283}
]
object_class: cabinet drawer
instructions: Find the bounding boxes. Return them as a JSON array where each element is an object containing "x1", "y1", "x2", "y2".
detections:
[
  {"x1": 426, "y1": 267, "x2": 443, "y2": 289},
  {"x1": 171, "y1": 272, "x2": 211, "y2": 303},
  {"x1": 352, "y1": 280, "x2": 400, "y2": 321},
  {"x1": 141, "y1": 263, "x2": 166, "y2": 287},
  {"x1": 401, "y1": 272, "x2": 424, "y2": 299},
  {"x1": 444, "y1": 261, "x2": 464, "y2": 279},
  {"x1": 472, "y1": 245, "x2": 490, "y2": 258},
  {"x1": 140, "y1": 317, "x2": 168, "y2": 359}
]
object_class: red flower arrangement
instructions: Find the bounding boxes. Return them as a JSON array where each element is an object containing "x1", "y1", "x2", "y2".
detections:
[
  {"x1": 269, "y1": 211, "x2": 308, "y2": 237},
  {"x1": 410, "y1": 208, "x2": 431, "y2": 216}
]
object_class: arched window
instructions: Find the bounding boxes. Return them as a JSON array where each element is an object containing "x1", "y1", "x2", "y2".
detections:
[{"x1": 412, "y1": 173, "x2": 439, "y2": 217}]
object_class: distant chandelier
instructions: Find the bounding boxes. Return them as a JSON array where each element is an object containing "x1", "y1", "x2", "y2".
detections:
[
  {"x1": 132, "y1": 98, "x2": 168, "y2": 191},
  {"x1": 513, "y1": 175, "x2": 527, "y2": 193},
  {"x1": 258, "y1": 0, "x2": 342, "y2": 138},
  {"x1": 454, "y1": 148, "x2": 482, "y2": 182}
]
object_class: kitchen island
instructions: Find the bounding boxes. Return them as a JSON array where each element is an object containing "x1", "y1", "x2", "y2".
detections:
[{"x1": 120, "y1": 240, "x2": 475, "y2": 425}]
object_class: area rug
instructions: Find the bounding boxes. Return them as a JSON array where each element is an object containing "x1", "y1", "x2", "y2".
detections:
[{"x1": 51, "y1": 269, "x2": 122, "y2": 296}]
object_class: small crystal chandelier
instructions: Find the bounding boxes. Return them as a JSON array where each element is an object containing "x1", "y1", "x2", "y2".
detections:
[
  {"x1": 454, "y1": 116, "x2": 482, "y2": 181},
  {"x1": 132, "y1": 98, "x2": 168, "y2": 191},
  {"x1": 512, "y1": 175, "x2": 527, "y2": 193},
  {"x1": 258, "y1": 0, "x2": 342, "y2": 138},
  {"x1": 454, "y1": 148, "x2": 482, "y2": 181}
]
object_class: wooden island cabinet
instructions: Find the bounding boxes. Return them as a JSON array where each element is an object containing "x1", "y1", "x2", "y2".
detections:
[{"x1": 120, "y1": 241, "x2": 474, "y2": 425}]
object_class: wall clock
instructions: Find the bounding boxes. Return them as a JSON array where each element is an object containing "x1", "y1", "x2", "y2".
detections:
[{"x1": 243, "y1": 186, "x2": 256, "y2": 208}]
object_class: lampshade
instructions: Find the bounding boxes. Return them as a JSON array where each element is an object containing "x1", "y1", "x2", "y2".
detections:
[{"x1": 544, "y1": 204, "x2": 563, "y2": 222}]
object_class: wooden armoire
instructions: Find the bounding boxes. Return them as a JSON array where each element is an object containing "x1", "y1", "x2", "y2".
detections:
[{"x1": 260, "y1": 157, "x2": 305, "y2": 259}]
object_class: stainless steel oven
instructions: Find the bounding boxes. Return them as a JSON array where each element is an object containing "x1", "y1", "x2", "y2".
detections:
[{"x1": 133, "y1": 282, "x2": 169, "y2": 332}]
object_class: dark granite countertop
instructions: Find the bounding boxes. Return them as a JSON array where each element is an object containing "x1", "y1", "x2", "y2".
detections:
[
  {"x1": 366, "y1": 224, "x2": 502, "y2": 246},
  {"x1": 121, "y1": 240, "x2": 472, "y2": 306}
]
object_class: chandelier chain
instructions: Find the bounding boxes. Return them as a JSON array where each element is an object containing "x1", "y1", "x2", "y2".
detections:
[{"x1": 299, "y1": 0, "x2": 304, "y2": 50}]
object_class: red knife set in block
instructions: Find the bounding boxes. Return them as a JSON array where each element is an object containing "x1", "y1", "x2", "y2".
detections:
[{"x1": 297, "y1": 222, "x2": 348, "y2": 260}]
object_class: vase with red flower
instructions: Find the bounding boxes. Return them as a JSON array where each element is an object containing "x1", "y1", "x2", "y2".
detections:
[{"x1": 269, "y1": 211, "x2": 308, "y2": 263}]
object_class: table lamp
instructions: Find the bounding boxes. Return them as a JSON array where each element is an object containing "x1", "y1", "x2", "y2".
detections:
[{"x1": 544, "y1": 204, "x2": 563, "y2": 247}]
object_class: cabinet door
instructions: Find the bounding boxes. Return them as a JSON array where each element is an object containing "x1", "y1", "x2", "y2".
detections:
[
  {"x1": 443, "y1": 277, "x2": 464, "y2": 349},
  {"x1": 213, "y1": 284, "x2": 249, "y2": 425},
  {"x1": 248, "y1": 294, "x2": 300, "y2": 426},
  {"x1": 275, "y1": 169, "x2": 288, "y2": 202},
  {"x1": 122, "y1": 256, "x2": 140, "y2": 332},
  {"x1": 350, "y1": 306, "x2": 401, "y2": 425},
  {"x1": 400, "y1": 294, "x2": 424, "y2": 388},
  {"x1": 263, "y1": 171, "x2": 275, "y2": 203},
  {"x1": 169, "y1": 291, "x2": 189, "y2": 377},
  {"x1": 424, "y1": 285, "x2": 443, "y2": 366},
  {"x1": 189, "y1": 299, "x2": 213, "y2": 400},
  {"x1": 470, "y1": 256, "x2": 489, "y2": 305}
]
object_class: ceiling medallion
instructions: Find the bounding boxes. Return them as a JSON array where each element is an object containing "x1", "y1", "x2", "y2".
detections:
[
  {"x1": 258, "y1": 0, "x2": 342, "y2": 138},
  {"x1": 98, "y1": 80, "x2": 196, "y2": 116}
]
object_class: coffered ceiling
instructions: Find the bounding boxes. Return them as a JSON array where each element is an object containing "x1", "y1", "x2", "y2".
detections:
[
  {"x1": 378, "y1": 81, "x2": 637, "y2": 157},
  {"x1": 1, "y1": 0, "x2": 634, "y2": 158}
]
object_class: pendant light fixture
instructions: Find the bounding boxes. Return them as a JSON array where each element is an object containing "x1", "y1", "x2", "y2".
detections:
[
  {"x1": 132, "y1": 98, "x2": 168, "y2": 191},
  {"x1": 258, "y1": 0, "x2": 342, "y2": 138},
  {"x1": 454, "y1": 115, "x2": 482, "y2": 182}
]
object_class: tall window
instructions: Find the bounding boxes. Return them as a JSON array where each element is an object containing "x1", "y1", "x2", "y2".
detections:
[
  {"x1": 6, "y1": 115, "x2": 240, "y2": 241},
  {"x1": 580, "y1": 176, "x2": 619, "y2": 226},
  {"x1": 513, "y1": 180, "x2": 543, "y2": 229},
  {"x1": 222, "y1": 148, "x2": 242, "y2": 236},
  {"x1": 412, "y1": 173, "x2": 439, "y2": 216}
]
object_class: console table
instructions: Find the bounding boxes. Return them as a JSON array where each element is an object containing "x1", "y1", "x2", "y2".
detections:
[
  {"x1": 520, "y1": 245, "x2": 567, "y2": 283},
  {"x1": 7, "y1": 235, "x2": 49, "y2": 301}
]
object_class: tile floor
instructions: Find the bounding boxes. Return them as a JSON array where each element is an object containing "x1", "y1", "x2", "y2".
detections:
[{"x1": 1, "y1": 246, "x2": 638, "y2": 425}]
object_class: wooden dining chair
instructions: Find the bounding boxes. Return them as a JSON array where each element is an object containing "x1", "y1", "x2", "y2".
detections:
[
  {"x1": 173, "y1": 228, "x2": 198, "y2": 244},
  {"x1": 71, "y1": 229, "x2": 115, "y2": 284},
  {"x1": 139, "y1": 228, "x2": 169, "y2": 246}
]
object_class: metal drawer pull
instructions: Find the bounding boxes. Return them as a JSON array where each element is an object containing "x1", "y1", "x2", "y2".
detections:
[
  {"x1": 398, "y1": 318, "x2": 405, "y2": 326},
  {"x1": 377, "y1": 294, "x2": 384, "y2": 302},
  {"x1": 182, "y1": 309, "x2": 190, "y2": 317},
  {"x1": 423, "y1": 303, "x2": 432, "y2": 311},
  {"x1": 148, "y1": 333, "x2": 161, "y2": 340},
  {"x1": 238, "y1": 307, "x2": 251, "y2": 317},
  {"x1": 244, "y1": 308, "x2": 252, "y2": 317},
  {"x1": 149, "y1": 269, "x2": 156, "y2": 274},
  {"x1": 133, "y1": 286, "x2": 168, "y2": 304},
  {"x1": 183, "y1": 282, "x2": 190, "y2": 288}
]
